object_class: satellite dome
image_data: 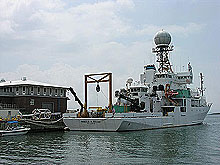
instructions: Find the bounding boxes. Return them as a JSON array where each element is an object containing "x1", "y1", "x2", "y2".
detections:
[
  {"x1": 127, "y1": 77, "x2": 133, "y2": 84},
  {"x1": 154, "y1": 30, "x2": 171, "y2": 46}
]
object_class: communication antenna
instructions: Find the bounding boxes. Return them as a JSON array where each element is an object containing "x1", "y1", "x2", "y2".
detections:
[
  {"x1": 199, "y1": 73, "x2": 205, "y2": 96},
  {"x1": 152, "y1": 30, "x2": 174, "y2": 73}
]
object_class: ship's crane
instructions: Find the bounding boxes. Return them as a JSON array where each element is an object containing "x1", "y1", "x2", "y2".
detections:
[
  {"x1": 69, "y1": 87, "x2": 84, "y2": 113},
  {"x1": 116, "y1": 93, "x2": 144, "y2": 112}
]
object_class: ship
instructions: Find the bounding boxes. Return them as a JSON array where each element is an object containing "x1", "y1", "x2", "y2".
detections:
[{"x1": 63, "y1": 30, "x2": 212, "y2": 131}]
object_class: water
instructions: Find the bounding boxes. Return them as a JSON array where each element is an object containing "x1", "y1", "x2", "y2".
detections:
[{"x1": 1, "y1": 115, "x2": 220, "y2": 165}]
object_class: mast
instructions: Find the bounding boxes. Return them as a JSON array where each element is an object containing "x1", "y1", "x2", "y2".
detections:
[
  {"x1": 152, "y1": 30, "x2": 174, "y2": 73},
  {"x1": 200, "y1": 73, "x2": 204, "y2": 96}
]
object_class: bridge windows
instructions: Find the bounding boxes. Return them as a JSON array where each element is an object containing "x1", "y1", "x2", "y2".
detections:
[
  {"x1": 130, "y1": 87, "x2": 147, "y2": 93},
  {"x1": 155, "y1": 74, "x2": 172, "y2": 79}
]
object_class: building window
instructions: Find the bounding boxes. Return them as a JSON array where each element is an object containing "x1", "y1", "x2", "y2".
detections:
[
  {"x1": 3, "y1": 88, "x2": 7, "y2": 92},
  {"x1": 9, "y1": 87, "x2": 12, "y2": 92},
  {"x1": 38, "y1": 87, "x2": 40, "y2": 95},
  {"x1": 60, "y1": 89, "x2": 63, "y2": 96},
  {"x1": 30, "y1": 99, "x2": 35, "y2": 105},
  {"x1": 30, "y1": 86, "x2": 34, "y2": 95},
  {"x1": 44, "y1": 88, "x2": 47, "y2": 95},
  {"x1": 49, "y1": 88, "x2": 52, "y2": 95},
  {"x1": 55, "y1": 89, "x2": 58, "y2": 96},
  {"x1": 15, "y1": 87, "x2": 19, "y2": 95},
  {"x1": 22, "y1": 86, "x2": 26, "y2": 94}
]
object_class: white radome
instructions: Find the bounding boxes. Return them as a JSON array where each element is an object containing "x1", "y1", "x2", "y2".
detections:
[
  {"x1": 127, "y1": 77, "x2": 133, "y2": 84},
  {"x1": 154, "y1": 30, "x2": 171, "y2": 46}
]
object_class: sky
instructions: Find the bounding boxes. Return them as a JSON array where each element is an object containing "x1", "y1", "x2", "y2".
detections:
[{"x1": 0, "y1": 0, "x2": 219, "y2": 112}]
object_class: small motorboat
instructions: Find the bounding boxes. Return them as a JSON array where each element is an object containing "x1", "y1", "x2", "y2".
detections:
[{"x1": 0, "y1": 121, "x2": 30, "y2": 136}]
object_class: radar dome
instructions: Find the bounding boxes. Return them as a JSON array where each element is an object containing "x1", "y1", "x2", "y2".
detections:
[
  {"x1": 127, "y1": 77, "x2": 133, "y2": 84},
  {"x1": 154, "y1": 30, "x2": 171, "y2": 46}
]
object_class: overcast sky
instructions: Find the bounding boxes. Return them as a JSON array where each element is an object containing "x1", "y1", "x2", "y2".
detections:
[{"x1": 0, "y1": 0, "x2": 219, "y2": 112}]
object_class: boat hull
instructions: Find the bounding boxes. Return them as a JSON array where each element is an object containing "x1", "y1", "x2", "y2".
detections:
[
  {"x1": 0, "y1": 128, "x2": 30, "y2": 136},
  {"x1": 63, "y1": 107, "x2": 210, "y2": 132}
]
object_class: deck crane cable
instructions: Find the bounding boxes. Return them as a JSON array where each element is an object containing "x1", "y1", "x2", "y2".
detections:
[
  {"x1": 101, "y1": 88, "x2": 108, "y2": 101},
  {"x1": 96, "y1": 92, "x2": 99, "y2": 106},
  {"x1": 95, "y1": 82, "x2": 108, "y2": 102}
]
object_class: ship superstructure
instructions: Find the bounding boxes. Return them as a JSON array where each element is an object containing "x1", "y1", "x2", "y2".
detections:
[
  {"x1": 115, "y1": 30, "x2": 198, "y2": 115},
  {"x1": 63, "y1": 30, "x2": 212, "y2": 131}
]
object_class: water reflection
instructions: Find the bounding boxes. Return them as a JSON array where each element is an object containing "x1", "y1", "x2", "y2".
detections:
[
  {"x1": 0, "y1": 132, "x2": 67, "y2": 164},
  {"x1": 1, "y1": 116, "x2": 220, "y2": 164}
]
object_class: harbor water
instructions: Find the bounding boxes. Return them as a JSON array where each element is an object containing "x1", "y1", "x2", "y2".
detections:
[{"x1": 1, "y1": 115, "x2": 220, "y2": 164}]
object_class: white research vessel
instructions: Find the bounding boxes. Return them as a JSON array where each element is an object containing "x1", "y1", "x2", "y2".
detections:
[{"x1": 63, "y1": 30, "x2": 212, "y2": 131}]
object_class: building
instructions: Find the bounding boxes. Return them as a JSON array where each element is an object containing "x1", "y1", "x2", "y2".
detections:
[{"x1": 0, "y1": 77, "x2": 68, "y2": 114}]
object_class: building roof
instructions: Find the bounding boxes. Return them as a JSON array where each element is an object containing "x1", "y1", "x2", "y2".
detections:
[{"x1": 0, "y1": 79, "x2": 68, "y2": 89}]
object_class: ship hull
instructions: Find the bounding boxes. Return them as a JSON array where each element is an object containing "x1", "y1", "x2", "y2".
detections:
[
  {"x1": 63, "y1": 107, "x2": 210, "y2": 132},
  {"x1": 0, "y1": 127, "x2": 30, "y2": 136}
]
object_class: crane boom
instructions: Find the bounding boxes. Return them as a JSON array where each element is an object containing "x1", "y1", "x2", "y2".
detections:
[
  {"x1": 69, "y1": 87, "x2": 84, "y2": 113},
  {"x1": 118, "y1": 94, "x2": 141, "y2": 112}
]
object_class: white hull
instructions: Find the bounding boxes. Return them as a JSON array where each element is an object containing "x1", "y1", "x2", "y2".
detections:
[
  {"x1": 0, "y1": 128, "x2": 30, "y2": 136},
  {"x1": 63, "y1": 107, "x2": 210, "y2": 132}
]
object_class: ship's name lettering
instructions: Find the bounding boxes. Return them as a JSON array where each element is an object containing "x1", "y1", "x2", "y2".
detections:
[{"x1": 81, "y1": 120, "x2": 101, "y2": 124}]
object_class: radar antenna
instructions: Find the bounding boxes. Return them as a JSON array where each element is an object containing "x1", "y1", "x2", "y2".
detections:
[{"x1": 152, "y1": 30, "x2": 174, "y2": 73}]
